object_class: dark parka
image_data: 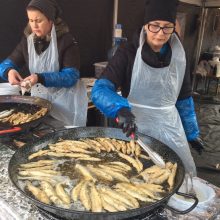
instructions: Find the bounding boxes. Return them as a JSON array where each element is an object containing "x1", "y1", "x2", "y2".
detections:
[
  {"x1": 0, "y1": 18, "x2": 80, "y2": 87},
  {"x1": 100, "y1": 29, "x2": 192, "y2": 100}
]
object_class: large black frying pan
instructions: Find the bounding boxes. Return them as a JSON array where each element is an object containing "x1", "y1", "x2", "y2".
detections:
[
  {"x1": 9, "y1": 127, "x2": 198, "y2": 220},
  {"x1": 0, "y1": 95, "x2": 51, "y2": 136}
]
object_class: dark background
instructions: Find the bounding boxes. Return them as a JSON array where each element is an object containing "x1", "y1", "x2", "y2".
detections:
[
  {"x1": 0, "y1": 1, "x2": 205, "y2": 79},
  {"x1": 0, "y1": 0, "x2": 114, "y2": 78}
]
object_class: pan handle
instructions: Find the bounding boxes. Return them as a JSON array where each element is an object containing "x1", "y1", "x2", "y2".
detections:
[
  {"x1": 164, "y1": 192, "x2": 198, "y2": 215},
  {"x1": 0, "y1": 127, "x2": 22, "y2": 135}
]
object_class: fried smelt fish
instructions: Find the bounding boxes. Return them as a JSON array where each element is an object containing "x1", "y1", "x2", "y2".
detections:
[
  {"x1": 137, "y1": 183, "x2": 164, "y2": 193},
  {"x1": 168, "y1": 163, "x2": 177, "y2": 189},
  {"x1": 20, "y1": 160, "x2": 56, "y2": 168},
  {"x1": 102, "y1": 139, "x2": 116, "y2": 152},
  {"x1": 55, "y1": 183, "x2": 71, "y2": 205},
  {"x1": 126, "y1": 142, "x2": 131, "y2": 155},
  {"x1": 135, "y1": 143, "x2": 141, "y2": 157},
  {"x1": 19, "y1": 165, "x2": 53, "y2": 171},
  {"x1": 115, "y1": 189, "x2": 140, "y2": 208},
  {"x1": 99, "y1": 191, "x2": 127, "y2": 211},
  {"x1": 47, "y1": 152, "x2": 92, "y2": 159},
  {"x1": 18, "y1": 176, "x2": 57, "y2": 185},
  {"x1": 149, "y1": 170, "x2": 170, "y2": 185},
  {"x1": 40, "y1": 181, "x2": 65, "y2": 207},
  {"x1": 130, "y1": 140, "x2": 136, "y2": 155},
  {"x1": 120, "y1": 141, "x2": 128, "y2": 154},
  {"x1": 100, "y1": 188, "x2": 137, "y2": 208},
  {"x1": 100, "y1": 194, "x2": 118, "y2": 212},
  {"x1": 134, "y1": 185, "x2": 161, "y2": 200},
  {"x1": 95, "y1": 138, "x2": 111, "y2": 152},
  {"x1": 140, "y1": 165, "x2": 162, "y2": 175},
  {"x1": 111, "y1": 140, "x2": 122, "y2": 152},
  {"x1": 19, "y1": 170, "x2": 61, "y2": 177},
  {"x1": 108, "y1": 161, "x2": 132, "y2": 171},
  {"x1": 104, "y1": 165, "x2": 128, "y2": 174},
  {"x1": 87, "y1": 165, "x2": 113, "y2": 182},
  {"x1": 118, "y1": 152, "x2": 141, "y2": 173},
  {"x1": 26, "y1": 181, "x2": 50, "y2": 204},
  {"x1": 115, "y1": 183, "x2": 154, "y2": 202},
  {"x1": 76, "y1": 157, "x2": 101, "y2": 162},
  {"x1": 81, "y1": 139, "x2": 102, "y2": 152},
  {"x1": 150, "y1": 169, "x2": 166, "y2": 179},
  {"x1": 139, "y1": 154, "x2": 150, "y2": 160},
  {"x1": 49, "y1": 145, "x2": 92, "y2": 154},
  {"x1": 75, "y1": 164, "x2": 97, "y2": 182},
  {"x1": 98, "y1": 165, "x2": 130, "y2": 183},
  {"x1": 71, "y1": 180, "x2": 85, "y2": 202},
  {"x1": 65, "y1": 140, "x2": 92, "y2": 149},
  {"x1": 165, "y1": 162, "x2": 174, "y2": 170},
  {"x1": 90, "y1": 183, "x2": 102, "y2": 212},
  {"x1": 28, "y1": 150, "x2": 50, "y2": 160},
  {"x1": 135, "y1": 157, "x2": 143, "y2": 172},
  {"x1": 79, "y1": 181, "x2": 91, "y2": 211},
  {"x1": 0, "y1": 109, "x2": 14, "y2": 119}
]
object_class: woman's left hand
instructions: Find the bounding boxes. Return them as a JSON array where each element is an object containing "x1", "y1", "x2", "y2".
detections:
[
  {"x1": 189, "y1": 137, "x2": 205, "y2": 155},
  {"x1": 23, "y1": 74, "x2": 38, "y2": 86}
]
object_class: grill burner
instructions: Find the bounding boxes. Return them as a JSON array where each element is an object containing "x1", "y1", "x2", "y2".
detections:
[{"x1": 38, "y1": 207, "x2": 168, "y2": 220}]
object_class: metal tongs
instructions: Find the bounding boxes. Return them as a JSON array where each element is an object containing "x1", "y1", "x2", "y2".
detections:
[
  {"x1": 116, "y1": 117, "x2": 166, "y2": 168},
  {"x1": 132, "y1": 134, "x2": 166, "y2": 168},
  {"x1": 0, "y1": 122, "x2": 21, "y2": 135}
]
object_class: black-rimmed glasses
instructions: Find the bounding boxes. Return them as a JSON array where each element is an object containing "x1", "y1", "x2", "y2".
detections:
[{"x1": 148, "y1": 24, "x2": 175, "y2": 34}]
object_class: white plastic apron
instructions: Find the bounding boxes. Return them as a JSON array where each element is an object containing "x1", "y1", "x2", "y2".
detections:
[
  {"x1": 28, "y1": 25, "x2": 88, "y2": 126},
  {"x1": 128, "y1": 28, "x2": 196, "y2": 175}
]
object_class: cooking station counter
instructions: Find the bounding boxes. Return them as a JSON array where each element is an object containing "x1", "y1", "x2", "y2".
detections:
[{"x1": 0, "y1": 144, "x2": 220, "y2": 220}]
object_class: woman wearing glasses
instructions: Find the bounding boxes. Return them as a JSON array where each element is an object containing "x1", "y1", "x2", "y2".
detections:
[{"x1": 92, "y1": 0, "x2": 204, "y2": 174}]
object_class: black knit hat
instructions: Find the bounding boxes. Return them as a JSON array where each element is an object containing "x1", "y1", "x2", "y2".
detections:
[
  {"x1": 144, "y1": 0, "x2": 179, "y2": 24},
  {"x1": 27, "y1": 0, "x2": 62, "y2": 21}
]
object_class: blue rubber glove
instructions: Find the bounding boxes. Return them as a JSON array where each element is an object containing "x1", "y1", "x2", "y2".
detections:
[{"x1": 91, "y1": 79, "x2": 130, "y2": 118}]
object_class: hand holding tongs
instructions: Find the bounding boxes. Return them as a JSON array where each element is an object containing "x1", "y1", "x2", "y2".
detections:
[
  {"x1": 134, "y1": 135, "x2": 166, "y2": 168},
  {"x1": 116, "y1": 115, "x2": 166, "y2": 168}
]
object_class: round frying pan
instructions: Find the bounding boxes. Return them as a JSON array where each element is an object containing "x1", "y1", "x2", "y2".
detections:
[
  {"x1": 0, "y1": 95, "x2": 51, "y2": 137},
  {"x1": 8, "y1": 127, "x2": 198, "y2": 220}
]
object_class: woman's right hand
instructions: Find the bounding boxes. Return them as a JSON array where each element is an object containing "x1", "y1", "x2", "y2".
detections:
[{"x1": 8, "y1": 69, "x2": 23, "y2": 85}]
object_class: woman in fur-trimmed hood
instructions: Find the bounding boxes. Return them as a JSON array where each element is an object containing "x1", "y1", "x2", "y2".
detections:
[{"x1": 0, "y1": 0, "x2": 88, "y2": 126}]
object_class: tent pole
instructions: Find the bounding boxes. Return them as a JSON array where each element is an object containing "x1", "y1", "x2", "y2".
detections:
[
  {"x1": 113, "y1": 0, "x2": 119, "y2": 37},
  {"x1": 192, "y1": 0, "x2": 208, "y2": 91}
]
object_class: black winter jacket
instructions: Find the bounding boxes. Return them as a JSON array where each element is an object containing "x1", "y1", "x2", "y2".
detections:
[{"x1": 100, "y1": 29, "x2": 192, "y2": 100}]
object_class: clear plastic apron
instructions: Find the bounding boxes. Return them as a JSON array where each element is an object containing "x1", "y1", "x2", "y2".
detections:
[
  {"x1": 128, "y1": 28, "x2": 196, "y2": 175},
  {"x1": 28, "y1": 25, "x2": 88, "y2": 126}
]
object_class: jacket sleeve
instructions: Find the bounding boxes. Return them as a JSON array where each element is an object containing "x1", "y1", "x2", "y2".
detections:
[
  {"x1": 91, "y1": 79, "x2": 131, "y2": 118},
  {"x1": 38, "y1": 67, "x2": 79, "y2": 88},
  {"x1": 178, "y1": 46, "x2": 192, "y2": 99},
  {"x1": 176, "y1": 96, "x2": 200, "y2": 141},
  {"x1": 37, "y1": 33, "x2": 80, "y2": 88},
  {"x1": 0, "y1": 59, "x2": 19, "y2": 81}
]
